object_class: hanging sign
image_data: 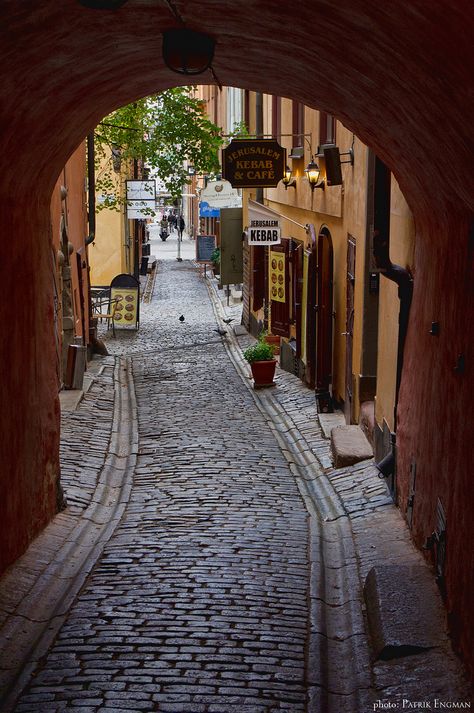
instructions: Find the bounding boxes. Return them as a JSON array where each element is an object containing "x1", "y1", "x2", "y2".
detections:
[
  {"x1": 269, "y1": 250, "x2": 286, "y2": 303},
  {"x1": 200, "y1": 179, "x2": 241, "y2": 208},
  {"x1": 248, "y1": 218, "x2": 281, "y2": 245},
  {"x1": 199, "y1": 201, "x2": 220, "y2": 218},
  {"x1": 126, "y1": 180, "x2": 156, "y2": 218},
  {"x1": 126, "y1": 200, "x2": 156, "y2": 219},
  {"x1": 222, "y1": 139, "x2": 286, "y2": 188},
  {"x1": 126, "y1": 180, "x2": 156, "y2": 201}
]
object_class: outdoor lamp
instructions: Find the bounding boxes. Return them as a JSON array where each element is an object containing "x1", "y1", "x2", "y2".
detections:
[
  {"x1": 162, "y1": 28, "x2": 216, "y2": 75},
  {"x1": 305, "y1": 157, "x2": 325, "y2": 191},
  {"x1": 281, "y1": 165, "x2": 296, "y2": 190}
]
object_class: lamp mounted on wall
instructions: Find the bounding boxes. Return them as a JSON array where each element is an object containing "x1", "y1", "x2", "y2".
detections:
[
  {"x1": 305, "y1": 156, "x2": 325, "y2": 191},
  {"x1": 162, "y1": 28, "x2": 216, "y2": 75},
  {"x1": 281, "y1": 165, "x2": 296, "y2": 190}
]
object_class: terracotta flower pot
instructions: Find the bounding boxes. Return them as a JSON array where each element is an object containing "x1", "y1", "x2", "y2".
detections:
[
  {"x1": 264, "y1": 334, "x2": 280, "y2": 355},
  {"x1": 250, "y1": 359, "x2": 277, "y2": 388}
]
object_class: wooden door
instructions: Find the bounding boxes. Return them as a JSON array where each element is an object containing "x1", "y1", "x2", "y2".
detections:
[
  {"x1": 316, "y1": 230, "x2": 334, "y2": 405},
  {"x1": 269, "y1": 240, "x2": 290, "y2": 337},
  {"x1": 305, "y1": 239, "x2": 317, "y2": 388},
  {"x1": 293, "y1": 241, "x2": 304, "y2": 358},
  {"x1": 345, "y1": 236, "x2": 356, "y2": 422},
  {"x1": 252, "y1": 245, "x2": 266, "y2": 311}
]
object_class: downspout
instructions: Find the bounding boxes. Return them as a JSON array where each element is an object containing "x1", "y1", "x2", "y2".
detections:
[
  {"x1": 255, "y1": 92, "x2": 267, "y2": 328},
  {"x1": 86, "y1": 133, "x2": 96, "y2": 246},
  {"x1": 373, "y1": 230, "x2": 414, "y2": 486},
  {"x1": 85, "y1": 132, "x2": 109, "y2": 357}
]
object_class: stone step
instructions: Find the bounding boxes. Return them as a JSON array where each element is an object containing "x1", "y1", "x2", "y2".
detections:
[{"x1": 330, "y1": 424, "x2": 373, "y2": 468}]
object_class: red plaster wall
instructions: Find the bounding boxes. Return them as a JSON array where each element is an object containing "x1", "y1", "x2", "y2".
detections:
[
  {"x1": 0, "y1": 0, "x2": 473, "y2": 675},
  {"x1": 397, "y1": 210, "x2": 474, "y2": 669}
]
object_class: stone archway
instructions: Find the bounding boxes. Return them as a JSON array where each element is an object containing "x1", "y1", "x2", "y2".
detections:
[{"x1": 0, "y1": 0, "x2": 473, "y2": 673}]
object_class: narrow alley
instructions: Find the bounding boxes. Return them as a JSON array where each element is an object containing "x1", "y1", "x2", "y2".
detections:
[{"x1": 0, "y1": 231, "x2": 470, "y2": 713}]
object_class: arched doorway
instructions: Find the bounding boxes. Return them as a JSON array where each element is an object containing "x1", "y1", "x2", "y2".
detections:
[
  {"x1": 0, "y1": 0, "x2": 473, "y2": 674},
  {"x1": 315, "y1": 227, "x2": 334, "y2": 413}
]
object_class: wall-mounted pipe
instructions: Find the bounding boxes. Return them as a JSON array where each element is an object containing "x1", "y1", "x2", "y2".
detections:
[
  {"x1": 86, "y1": 133, "x2": 96, "y2": 246},
  {"x1": 373, "y1": 229, "x2": 414, "y2": 483}
]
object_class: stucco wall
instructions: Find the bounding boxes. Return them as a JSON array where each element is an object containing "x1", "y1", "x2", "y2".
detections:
[
  {"x1": 375, "y1": 179, "x2": 416, "y2": 431},
  {"x1": 89, "y1": 147, "x2": 126, "y2": 287}
]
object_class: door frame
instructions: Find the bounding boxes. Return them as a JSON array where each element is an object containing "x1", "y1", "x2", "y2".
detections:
[{"x1": 316, "y1": 227, "x2": 334, "y2": 412}]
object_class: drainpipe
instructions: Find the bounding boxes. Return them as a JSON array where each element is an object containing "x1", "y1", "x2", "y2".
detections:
[
  {"x1": 254, "y1": 92, "x2": 268, "y2": 330},
  {"x1": 86, "y1": 133, "x2": 96, "y2": 246},
  {"x1": 373, "y1": 230, "x2": 414, "y2": 484}
]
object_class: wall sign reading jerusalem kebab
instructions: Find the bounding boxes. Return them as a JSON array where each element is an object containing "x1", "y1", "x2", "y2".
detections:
[
  {"x1": 222, "y1": 139, "x2": 286, "y2": 188},
  {"x1": 248, "y1": 219, "x2": 281, "y2": 245}
]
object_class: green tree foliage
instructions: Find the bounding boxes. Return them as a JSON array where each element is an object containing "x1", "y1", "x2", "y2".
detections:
[{"x1": 94, "y1": 87, "x2": 224, "y2": 210}]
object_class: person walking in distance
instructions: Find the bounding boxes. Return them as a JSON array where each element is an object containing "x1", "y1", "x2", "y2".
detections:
[{"x1": 178, "y1": 215, "x2": 185, "y2": 239}]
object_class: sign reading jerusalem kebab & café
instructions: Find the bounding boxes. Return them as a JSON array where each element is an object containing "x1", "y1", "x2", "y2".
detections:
[{"x1": 222, "y1": 138, "x2": 286, "y2": 188}]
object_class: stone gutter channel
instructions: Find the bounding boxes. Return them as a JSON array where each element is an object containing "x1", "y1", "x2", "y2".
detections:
[
  {"x1": 1, "y1": 268, "x2": 469, "y2": 711},
  {"x1": 204, "y1": 279, "x2": 373, "y2": 712},
  {"x1": 0, "y1": 358, "x2": 138, "y2": 712}
]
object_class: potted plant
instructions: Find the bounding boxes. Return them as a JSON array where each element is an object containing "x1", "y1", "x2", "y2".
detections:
[
  {"x1": 260, "y1": 329, "x2": 281, "y2": 355},
  {"x1": 210, "y1": 247, "x2": 220, "y2": 276},
  {"x1": 243, "y1": 339, "x2": 277, "y2": 389}
]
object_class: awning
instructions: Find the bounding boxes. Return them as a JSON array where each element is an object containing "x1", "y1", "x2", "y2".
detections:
[{"x1": 248, "y1": 199, "x2": 308, "y2": 230}]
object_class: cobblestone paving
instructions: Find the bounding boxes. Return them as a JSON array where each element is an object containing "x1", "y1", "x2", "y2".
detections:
[
  {"x1": 14, "y1": 255, "x2": 310, "y2": 712},
  {"x1": 60, "y1": 357, "x2": 116, "y2": 514}
]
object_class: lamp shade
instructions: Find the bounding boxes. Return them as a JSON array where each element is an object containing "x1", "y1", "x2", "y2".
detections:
[
  {"x1": 305, "y1": 158, "x2": 321, "y2": 186},
  {"x1": 282, "y1": 165, "x2": 292, "y2": 185},
  {"x1": 162, "y1": 29, "x2": 216, "y2": 75}
]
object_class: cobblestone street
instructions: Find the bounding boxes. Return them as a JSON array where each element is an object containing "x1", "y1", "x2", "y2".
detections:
[{"x1": 0, "y1": 233, "x2": 471, "y2": 712}]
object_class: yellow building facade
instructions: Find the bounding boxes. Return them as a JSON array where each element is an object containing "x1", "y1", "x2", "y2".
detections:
[
  {"x1": 195, "y1": 86, "x2": 416, "y2": 460},
  {"x1": 88, "y1": 145, "x2": 139, "y2": 287}
]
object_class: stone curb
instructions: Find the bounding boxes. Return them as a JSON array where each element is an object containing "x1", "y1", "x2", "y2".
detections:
[
  {"x1": 204, "y1": 276, "x2": 373, "y2": 712},
  {"x1": 0, "y1": 357, "x2": 138, "y2": 712}
]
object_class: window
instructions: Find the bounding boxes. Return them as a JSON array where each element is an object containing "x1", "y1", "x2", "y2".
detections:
[
  {"x1": 319, "y1": 111, "x2": 336, "y2": 146},
  {"x1": 292, "y1": 101, "x2": 304, "y2": 147},
  {"x1": 272, "y1": 95, "x2": 281, "y2": 140},
  {"x1": 226, "y1": 87, "x2": 243, "y2": 132},
  {"x1": 244, "y1": 90, "x2": 250, "y2": 131}
]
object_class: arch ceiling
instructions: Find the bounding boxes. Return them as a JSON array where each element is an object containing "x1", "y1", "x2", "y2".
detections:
[
  {"x1": 0, "y1": 0, "x2": 473, "y2": 225},
  {"x1": 1, "y1": 0, "x2": 474, "y2": 674}
]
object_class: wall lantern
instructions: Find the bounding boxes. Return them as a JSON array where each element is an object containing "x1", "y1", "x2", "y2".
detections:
[
  {"x1": 305, "y1": 157, "x2": 325, "y2": 191},
  {"x1": 281, "y1": 166, "x2": 296, "y2": 190},
  {"x1": 162, "y1": 28, "x2": 216, "y2": 75}
]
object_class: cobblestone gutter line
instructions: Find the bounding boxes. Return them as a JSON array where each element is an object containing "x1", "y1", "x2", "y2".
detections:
[
  {"x1": 0, "y1": 357, "x2": 138, "y2": 712},
  {"x1": 205, "y1": 280, "x2": 373, "y2": 713},
  {"x1": 207, "y1": 275, "x2": 472, "y2": 706}
]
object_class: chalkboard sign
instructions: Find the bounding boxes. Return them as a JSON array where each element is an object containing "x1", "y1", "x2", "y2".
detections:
[{"x1": 196, "y1": 234, "x2": 216, "y2": 263}]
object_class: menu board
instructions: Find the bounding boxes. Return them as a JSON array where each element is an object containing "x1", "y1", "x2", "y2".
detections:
[
  {"x1": 111, "y1": 288, "x2": 139, "y2": 329},
  {"x1": 269, "y1": 250, "x2": 286, "y2": 303},
  {"x1": 196, "y1": 234, "x2": 216, "y2": 262}
]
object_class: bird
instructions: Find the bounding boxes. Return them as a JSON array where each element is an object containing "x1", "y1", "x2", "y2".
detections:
[
  {"x1": 213, "y1": 328, "x2": 227, "y2": 336},
  {"x1": 222, "y1": 318, "x2": 234, "y2": 324},
  {"x1": 178, "y1": 315, "x2": 185, "y2": 322}
]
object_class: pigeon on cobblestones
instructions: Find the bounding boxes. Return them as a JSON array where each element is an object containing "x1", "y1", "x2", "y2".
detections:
[
  {"x1": 213, "y1": 327, "x2": 227, "y2": 336},
  {"x1": 223, "y1": 318, "x2": 234, "y2": 324},
  {"x1": 178, "y1": 315, "x2": 185, "y2": 322}
]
